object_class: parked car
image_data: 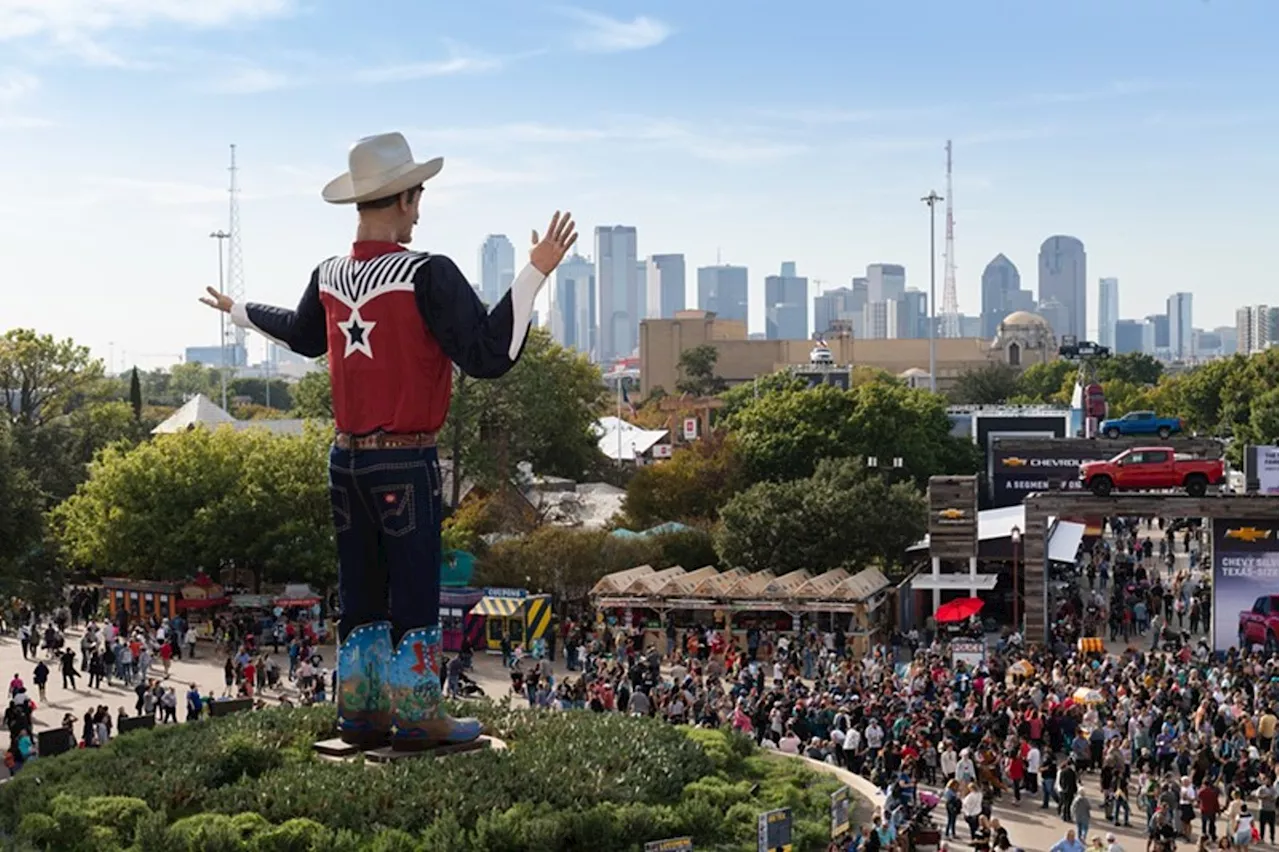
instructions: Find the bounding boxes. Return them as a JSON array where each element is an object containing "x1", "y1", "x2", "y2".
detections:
[
  {"x1": 1099, "y1": 410, "x2": 1182, "y2": 439},
  {"x1": 1078, "y1": 447, "x2": 1224, "y2": 497},
  {"x1": 1239, "y1": 594, "x2": 1279, "y2": 654}
]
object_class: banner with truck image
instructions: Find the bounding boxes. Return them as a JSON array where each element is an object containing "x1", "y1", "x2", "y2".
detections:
[{"x1": 1211, "y1": 517, "x2": 1279, "y2": 652}]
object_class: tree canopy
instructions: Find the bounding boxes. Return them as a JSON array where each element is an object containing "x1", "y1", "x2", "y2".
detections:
[
  {"x1": 620, "y1": 433, "x2": 745, "y2": 528},
  {"x1": 715, "y1": 456, "x2": 926, "y2": 576},
  {"x1": 52, "y1": 426, "x2": 336, "y2": 591},
  {"x1": 722, "y1": 376, "x2": 980, "y2": 484}
]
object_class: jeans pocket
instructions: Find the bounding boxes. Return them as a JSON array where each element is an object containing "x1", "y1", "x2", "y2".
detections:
[
  {"x1": 330, "y1": 485, "x2": 352, "y2": 534},
  {"x1": 371, "y1": 484, "x2": 416, "y2": 537}
]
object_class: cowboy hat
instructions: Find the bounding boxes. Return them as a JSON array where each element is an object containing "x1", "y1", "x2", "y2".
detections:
[{"x1": 321, "y1": 131, "x2": 443, "y2": 205}]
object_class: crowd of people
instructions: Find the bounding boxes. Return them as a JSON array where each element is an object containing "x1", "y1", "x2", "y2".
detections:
[
  {"x1": 2, "y1": 605, "x2": 336, "y2": 776},
  {"x1": 510, "y1": 517, "x2": 1277, "y2": 852}
]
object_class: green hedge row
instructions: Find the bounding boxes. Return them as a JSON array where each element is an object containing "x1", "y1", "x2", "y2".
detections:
[{"x1": 0, "y1": 706, "x2": 842, "y2": 851}]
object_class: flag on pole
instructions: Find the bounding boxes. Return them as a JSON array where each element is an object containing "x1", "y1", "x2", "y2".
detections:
[{"x1": 621, "y1": 383, "x2": 637, "y2": 418}]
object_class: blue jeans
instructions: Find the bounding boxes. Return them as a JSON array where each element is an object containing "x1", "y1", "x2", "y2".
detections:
[{"x1": 329, "y1": 444, "x2": 443, "y2": 644}]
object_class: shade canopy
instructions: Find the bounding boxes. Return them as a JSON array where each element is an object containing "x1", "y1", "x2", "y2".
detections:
[{"x1": 935, "y1": 596, "x2": 985, "y2": 624}]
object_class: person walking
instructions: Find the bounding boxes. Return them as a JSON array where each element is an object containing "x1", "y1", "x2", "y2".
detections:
[
  {"x1": 1049, "y1": 827, "x2": 1085, "y2": 852},
  {"x1": 31, "y1": 660, "x2": 48, "y2": 703},
  {"x1": 59, "y1": 648, "x2": 78, "y2": 690},
  {"x1": 1073, "y1": 792, "x2": 1093, "y2": 843}
]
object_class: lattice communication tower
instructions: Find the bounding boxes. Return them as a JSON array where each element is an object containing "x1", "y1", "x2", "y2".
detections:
[
  {"x1": 940, "y1": 140, "x2": 961, "y2": 338},
  {"x1": 224, "y1": 144, "x2": 246, "y2": 362}
]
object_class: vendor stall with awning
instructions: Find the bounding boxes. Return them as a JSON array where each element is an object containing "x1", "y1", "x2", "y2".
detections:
[{"x1": 469, "y1": 588, "x2": 553, "y2": 653}]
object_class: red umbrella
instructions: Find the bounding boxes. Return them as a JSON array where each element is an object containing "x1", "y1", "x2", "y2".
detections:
[{"x1": 935, "y1": 597, "x2": 985, "y2": 624}]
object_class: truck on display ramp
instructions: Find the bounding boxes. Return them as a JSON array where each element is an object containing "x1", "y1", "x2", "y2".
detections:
[
  {"x1": 1079, "y1": 447, "x2": 1225, "y2": 497},
  {"x1": 1099, "y1": 411, "x2": 1183, "y2": 439}
]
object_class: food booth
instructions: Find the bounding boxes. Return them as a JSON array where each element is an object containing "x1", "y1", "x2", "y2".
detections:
[
  {"x1": 104, "y1": 574, "x2": 231, "y2": 631},
  {"x1": 590, "y1": 564, "x2": 893, "y2": 657},
  {"x1": 469, "y1": 587, "x2": 553, "y2": 653}
]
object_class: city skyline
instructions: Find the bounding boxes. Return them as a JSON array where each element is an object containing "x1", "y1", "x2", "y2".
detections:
[{"x1": 0, "y1": 1, "x2": 1274, "y2": 368}]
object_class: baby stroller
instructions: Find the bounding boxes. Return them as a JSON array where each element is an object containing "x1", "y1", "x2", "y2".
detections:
[{"x1": 908, "y1": 791, "x2": 942, "y2": 852}]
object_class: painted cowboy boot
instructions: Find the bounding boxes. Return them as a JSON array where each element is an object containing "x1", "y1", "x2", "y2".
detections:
[
  {"x1": 389, "y1": 625, "x2": 482, "y2": 751},
  {"x1": 336, "y1": 621, "x2": 393, "y2": 748}
]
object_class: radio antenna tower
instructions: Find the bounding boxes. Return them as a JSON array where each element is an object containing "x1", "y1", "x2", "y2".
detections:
[
  {"x1": 940, "y1": 140, "x2": 961, "y2": 338},
  {"x1": 224, "y1": 144, "x2": 246, "y2": 365}
]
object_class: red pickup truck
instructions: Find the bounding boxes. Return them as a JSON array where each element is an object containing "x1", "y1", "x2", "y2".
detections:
[
  {"x1": 1078, "y1": 447, "x2": 1224, "y2": 497},
  {"x1": 1239, "y1": 594, "x2": 1279, "y2": 654}
]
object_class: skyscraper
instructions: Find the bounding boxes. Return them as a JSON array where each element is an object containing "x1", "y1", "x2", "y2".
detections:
[
  {"x1": 550, "y1": 253, "x2": 595, "y2": 355},
  {"x1": 696, "y1": 265, "x2": 749, "y2": 325},
  {"x1": 979, "y1": 254, "x2": 1034, "y2": 338},
  {"x1": 1166, "y1": 292, "x2": 1193, "y2": 360},
  {"x1": 866, "y1": 300, "x2": 898, "y2": 340},
  {"x1": 1036, "y1": 297, "x2": 1069, "y2": 341},
  {"x1": 764, "y1": 261, "x2": 808, "y2": 340},
  {"x1": 900, "y1": 289, "x2": 928, "y2": 339},
  {"x1": 866, "y1": 264, "x2": 906, "y2": 304},
  {"x1": 1037, "y1": 236, "x2": 1086, "y2": 340},
  {"x1": 1142, "y1": 313, "x2": 1170, "y2": 355},
  {"x1": 1114, "y1": 319, "x2": 1144, "y2": 354},
  {"x1": 478, "y1": 234, "x2": 515, "y2": 306},
  {"x1": 1098, "y1": 277, "x2": 1119, "y2": 349},
  {"x1": 645, "y1": 254, "x2": 686, "y2": 319},
  {"x1": 1235, "y1": 304, "x2": 1276, "y2": 354},
  {"x1": 594, "y1": 225, "x2": 640, "y2": 362}
]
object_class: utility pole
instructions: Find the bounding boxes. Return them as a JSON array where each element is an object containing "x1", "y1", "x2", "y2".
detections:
[
  {"x1": 210, "y1": 230, "x2": 231, "y2": 410},
  {"x1": 921, "y1": 190, "x2": 944, "y2": 394}
]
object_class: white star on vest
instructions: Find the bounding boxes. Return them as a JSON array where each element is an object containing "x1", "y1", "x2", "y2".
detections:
[{"x1": 340, "y1": 307, "x2": 376, "y2": 359}]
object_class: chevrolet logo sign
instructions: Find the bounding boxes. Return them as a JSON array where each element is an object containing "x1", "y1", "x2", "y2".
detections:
[
  {"x1": 1225, "y1": 527, "x2": 1273, "y2": 543},
  {"x1": 938, "y1": 508, "x2": 966, "y2": 519},
  {"x1": 1004, "y1": 457, "x2": 1028, "y2": 467}
]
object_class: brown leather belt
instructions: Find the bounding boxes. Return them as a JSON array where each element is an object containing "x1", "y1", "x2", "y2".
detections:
[{"x1": 334, "y1": 431, "x2": 437, "y2": 451}]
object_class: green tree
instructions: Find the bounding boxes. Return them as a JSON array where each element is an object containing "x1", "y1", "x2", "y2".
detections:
[
  {"x1": 719, "y1": 371, "x2": 808, "y2": 418},
  {"x1": 291, "y1": 362, "x2": 334, "y2": 419},
  {"x1": 0, "y1": 420, "x2": 45, "y2": 593},
  {"x1": 1011, "y1": 360, "x2": 1075, "y2": 404},
  {"x1": 723, "y1": 378, "x2": 980, "y2": 484},
  {"x1": 715, "y1": 457, "x2": 926, "y2": 575},
  {"x1": 169, "y1": 361, "x2": 223, "y2": 401},
  {"x1": 948, "y1": 362, "x2": 1022, "y2": 405},
  {"x1": 1095, "y1": 352, "x2": 1163, "y2": 386},
  {"x1": 52, "y1": 426, "x2": 335, "y2": 591},
  {"x1": 620, "y1": 434, "x2": 744, "y2": 528},
  {"x1": 441, "y1": 328, "x2": 607, "y2": 490},
  {"x1": 229, "y1": 377, "x2": 294, "y2": 411},
  {"x1": 675, "y1": 344, "x2": 727, "y2": 396},
  {"x1": 0, "y1": 329, "x2": 106, "y2": 428},
  {"x1": 128, "y1": 367, "x2": 143, "y2": 421}
]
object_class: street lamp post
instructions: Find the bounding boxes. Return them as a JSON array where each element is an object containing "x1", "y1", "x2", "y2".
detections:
[
  {"x1": 1010, "y1": 525, "x2": 1022, "y2": 635},
  {"x1": 921, "y1": 191, "x2": 943, "y2": 394},
  {"x1": 210, "y1": 230, "x2": 231, "y2": 411}
]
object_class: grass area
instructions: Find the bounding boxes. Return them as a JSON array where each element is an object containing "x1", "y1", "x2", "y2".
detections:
[{"x1": 0, "y1": 702, "x2": 845, "y2": 851}]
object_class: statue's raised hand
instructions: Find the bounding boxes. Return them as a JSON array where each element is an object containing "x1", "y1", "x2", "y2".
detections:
[{"x1": 530, "y1": 211, "x2": 578, "y2": 275}]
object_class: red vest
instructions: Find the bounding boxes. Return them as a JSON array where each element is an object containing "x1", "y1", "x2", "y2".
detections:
[{"x1": 319, "y1": 242, "x2": 452, "y2": 435}]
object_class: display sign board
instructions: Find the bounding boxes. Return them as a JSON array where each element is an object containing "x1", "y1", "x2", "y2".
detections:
[
  {"x1": 928, "y1": 476, "x2": 979, "y2": 559},
  {"x1": 830, "y1": 786, "x2": 852, "y2": 839},
  {"x1": 1248, "y1": 445, "x2": 1280, "y2": 495},
  {"x1": 757, "y1": 808, "x2": 793, "y2": 852},
  {"x1": 989, "y1": 438, "x2": 1116, "y2": 508},
  {"x1": 683, "y1": 418, "x2": 698, "y2": 440},
  {"x1": 644, "y1": 838, "x2": 693, "y2": 852},
  {"x1": 1210, "y1": 517, "x2": 1279, "y2": 652},
  {"x1": 651, "y1": 443, "x2": 673, "y2": 459},
  {"x1": 482, "y1": 587, "x2": 527, "y2": 599},
  {"x1": 950, "y1": 638, "x2": 986, "y2": 669}
]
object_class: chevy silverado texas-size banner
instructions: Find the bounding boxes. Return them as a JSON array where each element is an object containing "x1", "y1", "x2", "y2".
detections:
[{"x1": 1211, "y1": 517, "x2": 1279, "y2": 652}]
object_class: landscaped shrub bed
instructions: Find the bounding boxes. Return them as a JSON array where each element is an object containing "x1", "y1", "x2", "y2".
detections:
[{"x1": 0, "y1": 704, "x2": 842, "y2": 851}]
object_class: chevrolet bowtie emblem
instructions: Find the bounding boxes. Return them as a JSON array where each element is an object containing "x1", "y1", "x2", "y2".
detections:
[
  {"x1": 939, "y1": 508, "x2": 966, "y2": 519},
  {"x1": 1225, "y1": 527, "x2": 1272, "y2": 543},
  {"x1": 1004, "y1": 457, "x2": 1027, "y2": 467}
]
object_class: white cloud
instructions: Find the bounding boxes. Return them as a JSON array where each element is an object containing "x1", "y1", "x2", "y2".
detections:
[
  {"x1": 410, "y1": 118, "x2": 805, "y2": 164},
  {"x1": 0, "y1": 70, "x2": 38, "y2": 102},
  {"x1": 205, "y1": 64, "x2": 295, "y2": 94},
  {"x1": 87, "y1": 177, "x2": 229, "y2": 206},
  {"x1": 0, "y1": 0, "x2": 297, "y2": 39},
  {"x1": 355, "y1": 54, "x2": 504, "y2": 83},
  {"x1": 557, "y1": 7, "x2": 672, "y2": 53}
]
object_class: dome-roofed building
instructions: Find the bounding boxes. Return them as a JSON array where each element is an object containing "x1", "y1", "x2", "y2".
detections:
[{"x1": 990, "y1": 310, "x2": 1056, "y2": 368}]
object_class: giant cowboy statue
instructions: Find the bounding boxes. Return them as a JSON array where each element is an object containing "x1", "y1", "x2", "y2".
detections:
[{"x1": 199, "y1": 132, "x2": 577, "y2": 751}]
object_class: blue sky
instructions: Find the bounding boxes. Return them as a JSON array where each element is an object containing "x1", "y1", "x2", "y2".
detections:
[{"x1": 0, "y1": 0, "x2": 1276, "y2": 370}]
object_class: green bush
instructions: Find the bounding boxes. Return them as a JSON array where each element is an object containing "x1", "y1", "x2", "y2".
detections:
[{"x1": 0, "y1": 704, "x2": 844, "y2": 851}]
